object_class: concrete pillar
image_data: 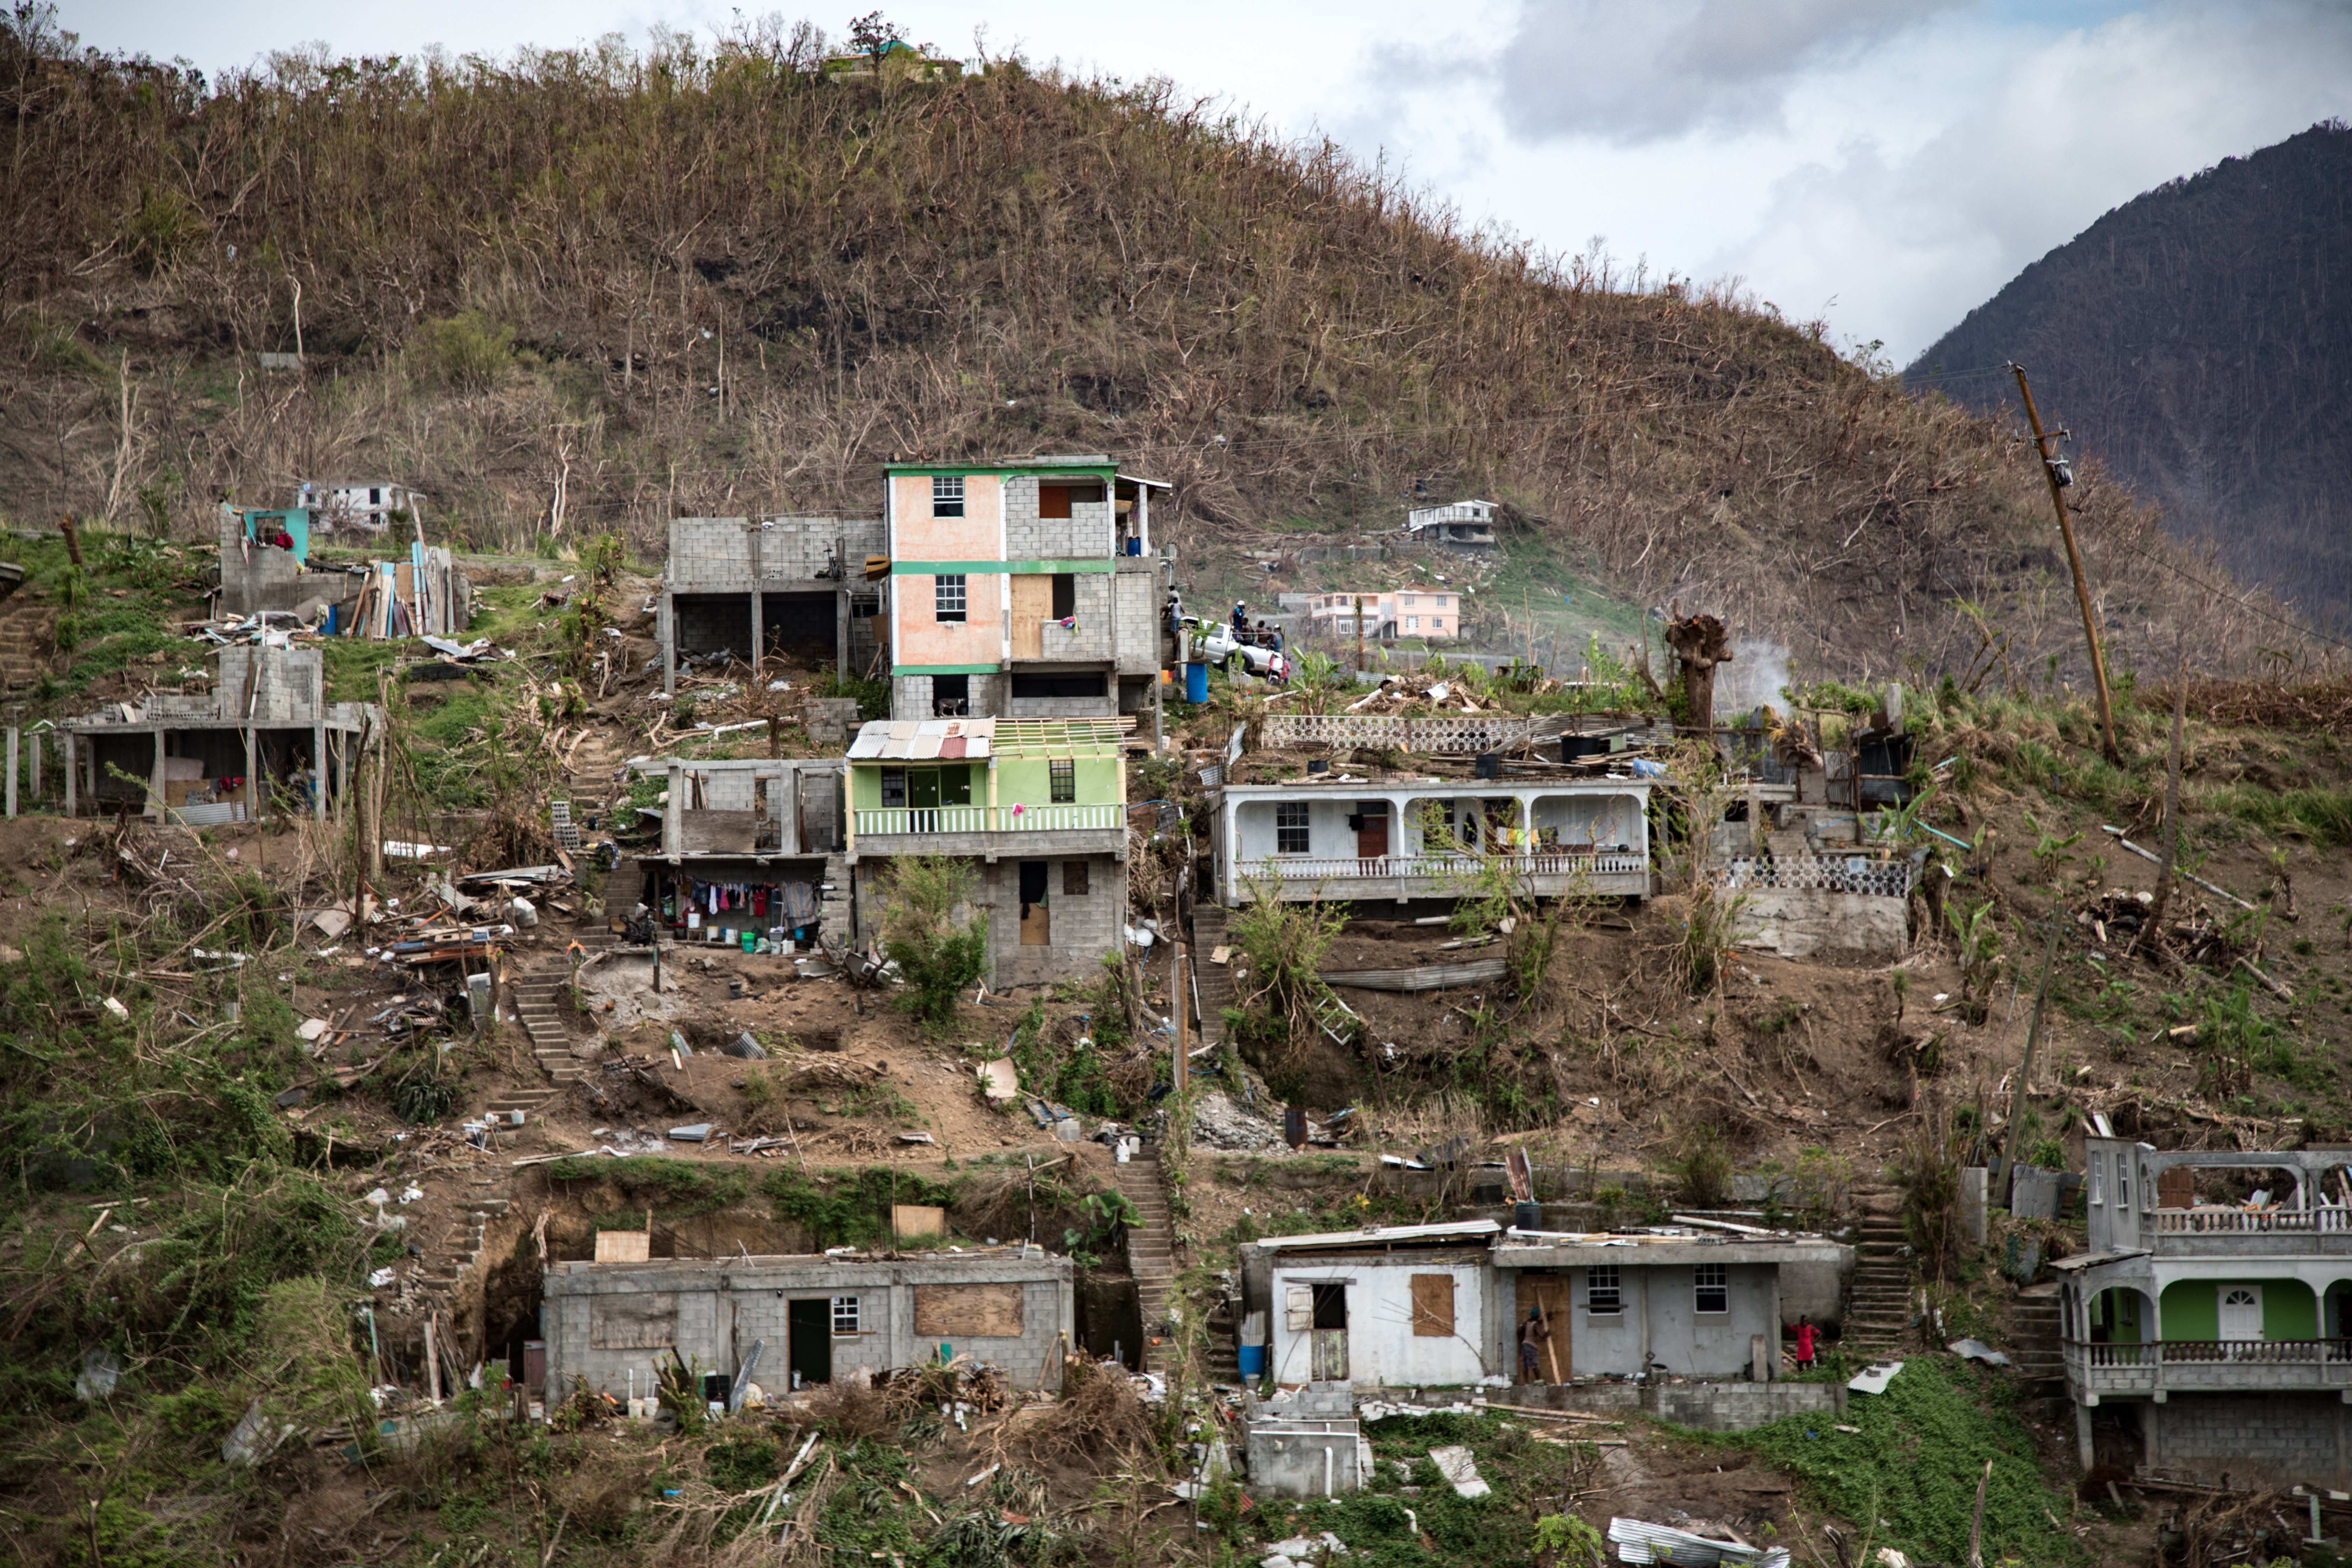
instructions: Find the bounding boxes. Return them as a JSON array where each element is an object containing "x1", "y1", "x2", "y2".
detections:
[
  {"x1": 5, "y1": 727, "x2": 15, "y2": 818},
  {"x1": 749, "y1": 588, "x2": 763, "y2": 673},
  {"x1": 150, "y1": 728, "x2": 166, "y2": 820},
  {"x1": 2076, "y1": 1401, "x2": 2095, "y2": 1469},
  {"x1": 62, "y1": 732, "x2": 76, "y2": 817},
  {"x1": 836, "y1": 581, "x2": 850, "y2": 677},
  {"x1": 27, "y1": 729, "x2": 39, "y2": 803},
  {"x1": 244, "y1": 728, "x2": 257, "y2": 825},
  {"x1": 661, "y1": 590, "x2": 676, "y2": 697},
  {"x1": 337, "y1": 729, "x2": 351, "y2": 810},
  {"x1": 313, "y1": 722, "x2": 327, "y2": 818}
]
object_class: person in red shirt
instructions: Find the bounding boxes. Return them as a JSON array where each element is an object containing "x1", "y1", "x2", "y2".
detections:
[{"x1": 1795, "y1": 1315, "x2": 1817, "y2": 1370}]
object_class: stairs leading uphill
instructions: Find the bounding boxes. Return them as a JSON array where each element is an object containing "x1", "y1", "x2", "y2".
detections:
[{"x1": 1112, "y1": 1154, "x2": 1180, "y2": 1376}]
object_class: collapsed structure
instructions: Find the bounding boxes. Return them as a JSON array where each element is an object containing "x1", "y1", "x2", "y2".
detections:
[{"x1": 657, "y1": 514, "x2": 886, "y2": 696}]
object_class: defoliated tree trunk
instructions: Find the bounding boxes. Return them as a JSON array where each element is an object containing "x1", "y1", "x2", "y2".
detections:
[{"x1": 1664, "y1": 610, "x2": 1732, "y2": 732}]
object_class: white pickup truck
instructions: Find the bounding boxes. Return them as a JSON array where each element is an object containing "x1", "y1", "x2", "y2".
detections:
[{"x1": 1187, "y1": 618, "x2": 1289, "y2": 682}]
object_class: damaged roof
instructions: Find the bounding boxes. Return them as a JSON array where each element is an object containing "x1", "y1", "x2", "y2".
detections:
[{"x1": 847, "y1": 716, "x2": 1134, "y2": 761}]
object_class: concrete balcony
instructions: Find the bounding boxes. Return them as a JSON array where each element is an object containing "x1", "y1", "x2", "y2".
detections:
[
  {"x1": 1239, "y1": 850, "x2": 1650, "y2": 904},
  {"x1": 2064, "y1": 1338, "x2": 2352, "y2": 1400},
  {"x1": 848, "y1": 803, "x2": 1126, "y2": 862},
  {"x1": 2111, "y1": 1207, "x2": 2352, "y2": 1259}
]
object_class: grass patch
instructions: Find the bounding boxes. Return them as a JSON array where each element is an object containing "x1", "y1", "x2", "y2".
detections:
[
  {"x1": 2201, "y1": 784, "x2": 2352, "y2": 847},
  {"x1": 1730, "y1": 1356, "x2": 2084, "y2": 1568}
]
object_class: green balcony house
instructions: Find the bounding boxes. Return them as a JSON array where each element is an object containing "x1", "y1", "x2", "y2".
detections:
[
  {"x1": 2058, "y1": 1138, "x2": 2352, "y2": 1489},
  {"x1": 844, "y1": 716, "x2": 1132, "y2": 988}
]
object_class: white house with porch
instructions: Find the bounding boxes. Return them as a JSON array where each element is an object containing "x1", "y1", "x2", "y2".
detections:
[
  {"x1": 1206, "y1": 775, "x2": 1651, "y2": 906},
  {"x1": 2056, "y1": 1138, "x2": 2352, "y2": 1490}
]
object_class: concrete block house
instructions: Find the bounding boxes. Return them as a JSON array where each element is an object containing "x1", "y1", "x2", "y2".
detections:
[
  {"x1": 1208, "y1": 772, "x2": 1651, "y2": 909},
  {"x1": 844, "y1": 715, "x2": 1130, "y2": 988},
  {"x1": 2059, "y1": 1138, "x2": 2352, "y2": 1487},
  {"x1": 542, "y1": 1246, "x2": 1074, "y2": 1398},
  {"x1": 882, "y1": 456, "x2": 1170, "y2": 725},
  {"x1": 657, "y1": 514, "x2": 886, "y2": 694},
  {"x1": 624, "y1": 757, "x2": 850, "y2": 950}
]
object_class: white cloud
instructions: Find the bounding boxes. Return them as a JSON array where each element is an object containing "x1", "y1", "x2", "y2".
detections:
[
  {"x1": 1494, "y1": 0, "x2": 1960, "y2": 144},
  {"x1": 1713, "y1": 2, "x2": 2352, "y2": 359}
]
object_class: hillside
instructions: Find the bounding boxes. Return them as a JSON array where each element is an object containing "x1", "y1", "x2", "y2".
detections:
[
  {"x1": 1905, "y1": 121, "x2": 2352, "y2": 633},
  {"x1": 0, "y1": 16, "x2": 2293, "y2": 685}
]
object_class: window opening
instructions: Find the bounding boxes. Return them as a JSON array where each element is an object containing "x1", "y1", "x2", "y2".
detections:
[
  {"x1": 1049, "y1": 759, "x2": 1076, "y2": 803},
  {"x1": 1586, "y1": 1265, "x2": 1622, "y2": 1315},
  {"x1": 1275, "y1": 801, "x2": 1311, "y2": 854},
  {"x1": 832, "y1": 1296, "x2": 861, "y2": 1335},
  {"x1": 934, "y1": 575, "x2": 967, "y2": 622},
  {"x1": 1695, "y1": 1262, "x2": 1728, "y2": 1315},
  {"x1": 931, "y1": 476, "x2": 965, "y2": 517}
]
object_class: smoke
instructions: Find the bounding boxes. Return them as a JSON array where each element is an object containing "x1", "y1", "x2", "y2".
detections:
[{"x1": 1714, "y1": 638, "x2": 1793, "y2": 719}]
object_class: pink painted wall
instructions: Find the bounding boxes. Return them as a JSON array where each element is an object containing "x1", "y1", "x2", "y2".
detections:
[{"x1": 892, "y1": 474, "x2": 1003, "y2": 666}]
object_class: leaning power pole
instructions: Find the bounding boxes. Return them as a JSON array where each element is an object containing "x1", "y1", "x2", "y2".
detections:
[{"x1": 2007, "y1": 363, "x2": 2120, "y2": 764}]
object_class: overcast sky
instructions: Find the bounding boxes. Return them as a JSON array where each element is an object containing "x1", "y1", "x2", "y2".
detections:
[{"x1": 60, "y1": 0, "x2": 2352, "y2": 363}]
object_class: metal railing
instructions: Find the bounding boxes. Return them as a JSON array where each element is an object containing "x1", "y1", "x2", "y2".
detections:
[{"x1": 853, "y1": 804, "x2": 1123, "y2": 836}]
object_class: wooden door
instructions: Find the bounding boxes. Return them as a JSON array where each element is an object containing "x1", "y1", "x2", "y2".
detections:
[
  {"x1": 1515, "y1": 1273, "x2": 1571, "y2": 1382},
  {"x1": 1011, "y1": 574, "x2": 1051, "y2": 659},
  {"x1": 1355, "y1": 803, "x2": 1389, "y2": 864}
]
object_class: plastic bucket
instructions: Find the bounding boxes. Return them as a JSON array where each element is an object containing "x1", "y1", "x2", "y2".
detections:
[
  {"x1": 740, "y1": 931, "x2": 757, "y2": 954},
  {"x1": 1237, "y1": 1344, "x2": 1267, "y2": 1379},
  {"x1": 1184, "y1": 662, "x2": 1209, "y2": 703}
]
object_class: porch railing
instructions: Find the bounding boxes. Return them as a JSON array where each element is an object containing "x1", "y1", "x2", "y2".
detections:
[
  {"x1": 1259, "y1": 852, "x2": 1648, "y2": 882},
  {"x1": 853, "y1": 804, "x2": 1124, "y2": 837},
  {"x1": 2064, "y1": 1338, "x2": 2352, "y2": 1392},
  {"x1": 2151, "y1": 1206, "x2": 2352, "y2": 1234}
]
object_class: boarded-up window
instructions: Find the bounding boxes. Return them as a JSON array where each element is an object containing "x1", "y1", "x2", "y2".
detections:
[
  {"x1": 1063, "y1": 861, "x2": 1089, "y2": 896},
  {"x1": 1039, "y1": 486, "x2": 1073, "y2": 520},
  {"x1": 1410, "y1": 1275, "x2": 1455, "y2": 1338},
  {"x1": 1284, "y1": 1284, "x2": 1314, "y2": 1332},
  {"x1": 590, "y1": 1293, "x2": 678, "y2": 1349},
  {"x1": 2159, "y1": 1165, "x2": 2194, "y2": 1209},
  {"x1": 913, "y1": 1283, "x2": 1024, "y2": 1338}
]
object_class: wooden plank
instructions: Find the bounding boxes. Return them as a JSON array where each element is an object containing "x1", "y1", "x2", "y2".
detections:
[
  {"x1": 892, "y1": 1204, "x2": 946, "y2": 1241},
  {"x1": 594, "y1": 1230, "x2": 651, "y2": 1262},
  {"x1": 1010, "y1": 574, "x2": 1051, "y2": 660},
  {"x1": 913, "y1": 1283, "x2": 1023, "y2": 1338},
  {"x1": 590, "y1": 1292, "x2": 677, "y2": 1348},
  {"x1": 1410, "y1": 1273, "x2": 1455, "y2": 1337}
]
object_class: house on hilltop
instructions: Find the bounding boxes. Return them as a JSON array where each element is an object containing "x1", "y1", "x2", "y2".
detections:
[{"x1": 1403, "y1": 499, "x2": 1499, "y2": 551}]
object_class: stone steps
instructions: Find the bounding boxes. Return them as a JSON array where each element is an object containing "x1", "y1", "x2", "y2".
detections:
[
  {"x1": 1189, "y1": 906, "x2": 1233, "y2": 1045},
  {"x1": 1112, "y1": 1158, "x2": 1181, "y2": 1376}
]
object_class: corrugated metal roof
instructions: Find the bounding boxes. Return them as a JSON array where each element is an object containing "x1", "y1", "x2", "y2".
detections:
[
  {"x1": 847, "y1": 719, "x2": 995, "y2": 761},
  {"x1": 1251, "y1": 1220, "x2": 1500, "y2": 1254},
  {"x1": 1609, "y1": 1519, "x2": 1790, "y2": 1568}
]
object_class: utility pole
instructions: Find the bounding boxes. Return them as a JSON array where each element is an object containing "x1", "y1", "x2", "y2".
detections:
[
  {"x1": 2007, "y1": 364, "x2": 2119, "y2": 764},
  {"x1": 1354, "y1": 595, "x2": 1366, "y2": 675}
]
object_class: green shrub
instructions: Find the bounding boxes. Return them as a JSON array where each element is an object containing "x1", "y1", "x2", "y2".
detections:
[
  {"x1": 414, "y1": 311, "x2": 516, "y2": 392},
  {"x1": 873, "y1": 854, "x2": 988, "y2": 1028}
]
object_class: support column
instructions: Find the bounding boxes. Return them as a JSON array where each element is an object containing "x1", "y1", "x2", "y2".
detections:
[
  {"x1": 836, "y1": 583, "x2": 850, "y2": 676},
  {"x1": 313, "y1": 722, "x2": 327, "y2": 818},
  {"x1": 28, "y1": 729, "x2": 40, "y2": 803},
  {"x1": 662, "y1": 590, "x2": 677, "y2": 697},
  {"x1": 62, "y1": 732, "x2": 76, "y2": 817},
  {"x1": 2076, "y1": 1401, "x2": 2094, "y2": 1469},
  {"x1": 749, "y1": 588, "x2": 763, "y2": 674},
  {"x1": 337, "y1": 730, "x2": 351, "y2": 811},
  {"x1": 244, "y1": 727, "x2": 257, "y2": 826},
  {"x1": 5, "y1": 727, "x2": 16, "y2": 818},
  {"x1": 150, "y1": 728, "x2": 166, "y2": 821}
]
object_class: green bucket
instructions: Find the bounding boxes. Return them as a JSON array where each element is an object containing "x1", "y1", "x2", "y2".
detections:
[{"x1": 740, "y1": 930, "x2": 757, "y2": 954}]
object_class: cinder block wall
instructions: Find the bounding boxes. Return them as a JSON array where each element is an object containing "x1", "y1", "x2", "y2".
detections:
[
  {"x1": 2151, "y1": 1393, "x2": 2351, "y2": 1489},
  {"x1": 544, "y1": 1253, "x2": 1074, "y2": 1396},
  {"x1": 1001, "y1": 477, "x2": 1114, "y2": 561},
  {"x1": 988, "y1": 854, "x2": 1126, "y2": 988}
]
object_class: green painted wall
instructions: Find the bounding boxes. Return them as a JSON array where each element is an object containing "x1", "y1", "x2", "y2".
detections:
[
  {"x1": 849, "y1": 763, "x2": 973, "y2": 809},
  {"x1": 996, "y1": 756, "x2": 1121, "y2": 807},
  {"x1": 2094, "y1": 1288, "x2": 2144, "y2": 1344},
  {"x1": 2157, "y1": 1279, "x2": 2317, "y2": 1339},
  {"x1": 850, "y1": 758, "x2": 1120, "y2": 809}
]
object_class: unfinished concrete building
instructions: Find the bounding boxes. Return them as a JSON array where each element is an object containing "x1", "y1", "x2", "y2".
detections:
[
  {"x1": 58, "y1": 645, "x2": 379, "y2": 823},
  {"x1": 541, "y1": 1246, "x2": 1074, "y2": 1396},
  {"x1": 658, "y1": 515, "x2": 886, "y2": 695},
  {"x1": 621, "y1": 756, "x2": 848, "y2": 950}
]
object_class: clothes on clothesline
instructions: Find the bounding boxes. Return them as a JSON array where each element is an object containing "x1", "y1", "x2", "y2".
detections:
[{"x1": 666, "y1": 877, "x2": 818, "y2": 927}]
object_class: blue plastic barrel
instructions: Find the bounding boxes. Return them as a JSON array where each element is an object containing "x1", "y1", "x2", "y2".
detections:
[
  {"x1": 1237, "y1": 1343, "x2": 1267, "y2": 1378},
  {"x1": 1184, "y1": 662, "x2": 1208, "y2": 703}
]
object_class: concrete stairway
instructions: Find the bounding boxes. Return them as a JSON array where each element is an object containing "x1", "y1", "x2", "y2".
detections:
[
  {"x1": 0, "y1": 600, "x2": 53, "y2": 690},
  {"x1": 484, "y1": 955, "x2": 586, "y2": 1120},
  {"x1": 1842, "y1": 1216, "x2": 1916, "y2": 1356},
  {"x1": 2008, "y1": 1282, "x2": 2067, "y2": 1409},
  {"x1": 1189, "y1": 905, "x2": 1233, "y2": 1045},
  {"x1": 1112, "y1": 1154, "x2": 1180, "y2": 1376}
]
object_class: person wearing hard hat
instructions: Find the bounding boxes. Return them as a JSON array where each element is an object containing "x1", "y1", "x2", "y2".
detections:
[{"x1": 1231, "y1": 601, "x2": 1248, "y2": 636}]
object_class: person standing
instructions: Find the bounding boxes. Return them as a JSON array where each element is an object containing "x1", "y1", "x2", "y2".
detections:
[
  {"x1": 1519, "y1": 1308, "x2": 1551, "y2": 1383},
  {"x1": 1794, "y1": 1314, "x2": 1816, "y2": 1371}
]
